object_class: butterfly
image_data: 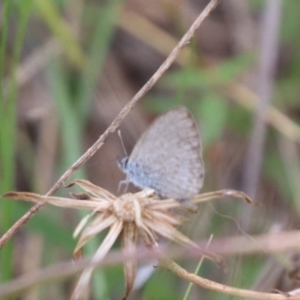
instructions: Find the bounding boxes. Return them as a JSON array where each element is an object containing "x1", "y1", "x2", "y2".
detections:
[{"x1": 118, "y1": 106, "x2": 204, "y2": 200}]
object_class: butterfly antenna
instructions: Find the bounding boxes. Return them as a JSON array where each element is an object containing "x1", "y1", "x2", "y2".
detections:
[{"x1": 118, "y1": 130, "x2": 128, "y2": 157}]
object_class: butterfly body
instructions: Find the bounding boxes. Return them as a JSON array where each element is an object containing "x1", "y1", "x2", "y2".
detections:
[
  {"x1": 119, "y1": 158, "x2": 158, "y2": 191},
  {"x1": 119, "y1": 107, "x2": 204, "y2": 200}
]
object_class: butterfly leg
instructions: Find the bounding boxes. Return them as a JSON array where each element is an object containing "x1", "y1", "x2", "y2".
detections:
[{"x1": 118, "y1": 179, "x2": 130, "y2": 194}]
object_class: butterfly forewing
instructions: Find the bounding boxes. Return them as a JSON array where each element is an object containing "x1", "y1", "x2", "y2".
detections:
[{"x1": 123, "y1": 106, "x2": 204, "y2": 199}]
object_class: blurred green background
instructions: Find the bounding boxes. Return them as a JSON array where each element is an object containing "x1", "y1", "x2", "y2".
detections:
[{"x1": 1, "y1": 0, "x2": 300, "y2": 299}]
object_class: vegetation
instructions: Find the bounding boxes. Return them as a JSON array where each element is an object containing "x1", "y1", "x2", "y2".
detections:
[{"x1": 1, "y1": 0, "x2": 300, "y2": 299}]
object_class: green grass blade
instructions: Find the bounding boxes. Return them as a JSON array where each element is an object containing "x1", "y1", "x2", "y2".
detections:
[
  {"x1": 0, "y1": 0, "x2": 31, "y2": 287},
  {"x1": 34, "y1": 0, "x2": 86, "y2": 68}
]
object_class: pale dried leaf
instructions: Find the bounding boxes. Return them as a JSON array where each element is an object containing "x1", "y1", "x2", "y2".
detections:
[
  {"x1": 74, "y1": 215, "x2": 116, "y2": 255},
  {"x1": 2, "y1": 191, "x2": 106, "y2": 210},
  {"x1": 144, "y1": 219, "x2": 197, "y2": 248},
  {"x1": 134, "y1": 188, "x2": 156, "y2": 200},
  {"x1": 73, "y1": 213, "x2": 94, "y2": 239},
  {"x1": 73, "y1": 206, "x2": 103, "y2": 238},
  {"x1": 69, "y1": 192, "x2": 92, "y2": 200},
  {"x1": 150, "y1": 210, "x2": 187, "y2": 225},
  {"x1": 82, "y1": 215, "x2": 117, "y2": 239},
  {"x1": 122, "y1": 223, "x2": 138, "y2": 300},
  {"x1": 192, "y1": 189, "x2": 253, "y2": 205},
  {"x1": 67, "y1": 179, "x2": 116, "y2": 200},
  {"x1": 138, "y1": 224, "x2": 158, "y2": 245},
  {"x1": 71, "y1": 267, "x2": 93, "y2": 300},
  {"x1": 148, "y1": 199, "x2": 183, "y2": 210},
  {"x1": 72, "y1": 221, "x2": 123, "y2": 300},
  {"x1": 132, "y1": 198, "x2": 143, "y2": 227}
]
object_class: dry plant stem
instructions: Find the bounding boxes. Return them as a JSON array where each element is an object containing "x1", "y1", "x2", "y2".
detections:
[
  {"x1": 0, "y1": 0, "x2": 220, "y2": 249},
  {"x1": 162, "y1": 258, "x2": 300, "y2": 300},
  {"x1": 119, "y1": 10, "x2": 300, "y2": 145},
  {"x1": 0, "y1": 230, "x2": 300, "y2": 299},
  {"x1": 243, "y1": 0, "x2": 283, "y2": 199}
]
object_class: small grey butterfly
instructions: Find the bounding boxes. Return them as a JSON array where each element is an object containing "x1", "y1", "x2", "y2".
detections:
[{"x1": 118, "y1": 106, "x2": 204, "y2": 200}]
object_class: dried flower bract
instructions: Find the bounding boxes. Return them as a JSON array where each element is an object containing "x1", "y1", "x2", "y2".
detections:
[{"x1": 2, "y1": 179, "x2": 252, "y2": 300}]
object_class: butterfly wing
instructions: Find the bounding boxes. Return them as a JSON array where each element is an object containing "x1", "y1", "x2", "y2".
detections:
[{"x1": 128, "y1": 106, "x2": 204, "y2": 199}]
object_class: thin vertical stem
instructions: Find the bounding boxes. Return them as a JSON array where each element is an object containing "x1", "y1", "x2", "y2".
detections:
[{"x1": 243, "y1": 0, "x2": 283, "y2": 200}]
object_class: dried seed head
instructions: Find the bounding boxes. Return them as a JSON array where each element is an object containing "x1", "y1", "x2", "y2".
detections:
[{"x1": 113, "y1": 194, "x2": 139, "y2": 222}]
